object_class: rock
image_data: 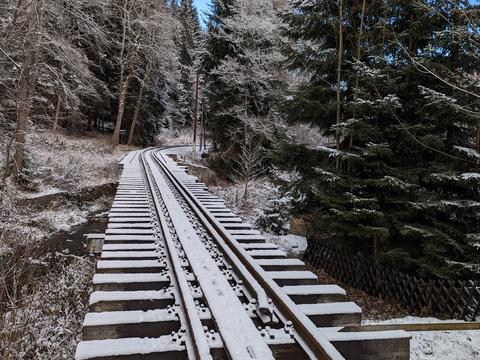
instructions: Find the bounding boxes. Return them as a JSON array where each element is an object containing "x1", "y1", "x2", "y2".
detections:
[{"x1": 186, "y1": 163, "x2": 219, "y2": 186}]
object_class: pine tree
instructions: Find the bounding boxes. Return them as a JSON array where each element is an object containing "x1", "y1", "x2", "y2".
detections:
[
  {"x1": 176, "y1": 0, "x2": 202, "y2": 126},
  {"x1": 280, "y1": 0, "x2": 480, "y2": 279},
  {"x1": 202, "y1": 0, "x2": 238, "y2": 150},
  {"x1": 203, "y1": 0, "x2": 286, "y2": 155}
]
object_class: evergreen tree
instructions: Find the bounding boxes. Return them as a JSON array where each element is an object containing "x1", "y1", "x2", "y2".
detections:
[
  {"x1": 202, "y1": 0, "x2": 237, "y2": 150},
  {"x1": 204, "y1": 0, "x2": 286, "y2": 155},
  {"x1": 177, "y1": 0, "x2": 202, "y2": 126},
  {"x1": 203, "y1": 0, "x2": 237, "y2": 74},
  {"x1": 280, "y1": 0, "x2": 480, "y2": 278}
]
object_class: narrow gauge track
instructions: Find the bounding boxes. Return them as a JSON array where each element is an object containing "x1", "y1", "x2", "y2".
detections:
[{"x1": 75, "y1": 147, "x2": 410, "y2": 360}]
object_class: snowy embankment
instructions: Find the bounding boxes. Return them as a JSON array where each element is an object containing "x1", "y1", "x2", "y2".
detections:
[
  {"x1": 366, "y1": 317, "x2": 480, "y2": 360},
  {"x1": 0, "y1": 129, "x2": 127, "y2": 359},
  {"x1": 1, "y1": 129, "x2": 122, "y2": 247}
]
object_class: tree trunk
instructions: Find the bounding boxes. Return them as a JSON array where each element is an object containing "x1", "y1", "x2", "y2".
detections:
[
  {"x1": 476, "y1": 124, "x2": 480, "y2": 171},
  {"x1": 202, "y1": 103, "x2": 207, "y2": 150},
  {"x1": 53, "y1": 62, "x2": 65, "y2": 131},
  {"x1": 117, "y1": 0, "x2": 129, "y2": 95},
  {"x1": 381, "y1": 5, "x2": 387, "y2": 52},
  {"x1": 348, "y1": 0, "x2": 366, "y2": 173},
  {"x1": 335, "y1": 0, "x2": 344, "y2": 173},
  {"x1": 112, "y1": 0, "x2": 129, "y2": 148},
  {"x1": 113, "y1": 64, "x2": 133, "y2": 148},
  {"x1": 373, "y1": 236, "x2": 380, "y2": 257},
  {"x1": 243, "y1": 179, "x2": 249, "y2": 202},
  {"x1": 12, "y1": 0, "x2": 42, "y2": 180},
  {"x1": 127, "y1": 79, "x2": 145, "y2": 146},
  {"x1": 353, "y1": 0, "x2": 366, "y2": 104}
]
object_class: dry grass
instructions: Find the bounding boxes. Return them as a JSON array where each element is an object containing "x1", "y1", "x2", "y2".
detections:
[
  {"x1": 312, "y1": 266, "x2": 410, "y2": 320},
  {"x1": 0, "y1": 239, "x2": 93, "y2": 360},
  {"x1": 27, "y1": 130, "x2": 121, "y2": 191}
]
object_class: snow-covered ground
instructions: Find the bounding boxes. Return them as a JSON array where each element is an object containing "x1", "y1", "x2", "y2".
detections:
[
  {"x1": 366, "y1": 317, "x2": 480, "y2": 360},
  {"x1": 26, "y1": 130, "x2": 121, "y2": 191},
  {"x1": 265, "y1": 233, "x2": 307, "y2": 257},
  {"x1": 0, "y1": 129, "x2": 124, "y2": 247},
  {"x1": 0, "y1": 254, "x2": 93, "y2": 359},
  {"x1": 0, "y1": 129, "x2": 123, "y2": 358}
]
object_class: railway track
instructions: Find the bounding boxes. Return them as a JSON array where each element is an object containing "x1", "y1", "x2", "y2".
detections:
[{"x1": 75, "y1": 147, "x2": 410, "y2": 360}]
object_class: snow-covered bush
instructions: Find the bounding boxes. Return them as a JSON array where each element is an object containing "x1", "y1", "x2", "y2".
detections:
[
  {"x1": 210, "y1": 177, "x2": 293, "y2": 235},
  {"x1": 255, "y1": 185, "x2": 292, "y2": 235}
]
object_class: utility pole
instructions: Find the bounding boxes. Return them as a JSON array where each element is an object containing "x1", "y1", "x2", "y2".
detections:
[
  {"x1": 192, "y1": 71, "x2": 200, "y2": 161},
  {"x1": 200, "y1": 100, "x2": 204, "y2": 151},
  {"x1": 203, "y1": 101, "x2": 207, "y2": 150}
]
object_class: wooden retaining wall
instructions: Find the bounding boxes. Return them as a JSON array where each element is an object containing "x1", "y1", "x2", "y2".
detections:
[{"x1": 304, "y1": 240, "x2": 480, "y2": 321}]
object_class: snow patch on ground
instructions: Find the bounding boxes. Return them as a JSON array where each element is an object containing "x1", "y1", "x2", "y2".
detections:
[
  {"x1": 35, "y1": 206, "x2": 91, "y2": 233},
  {"x1": 0, "y1": 130, "x2": 119, "y2": 246},
  {"x1": 266, "y1": 233, "x2": 307, "y2": 257},
  {"x1": 209, "y1": 178, "x2": 306, "y2": 258},
  {"x1": 155, "y1": 129, "x2": 193, "y2": 147},
  {"x1": 365, "y1": 316, "x2": 480, "y2": 360},
  {"x1": 210, "y1": 178, "x2": 282, "y2": 224},
  {"x1": 22, "y1": 187, "x2": 63, "y2": 198},
  {"x1": 1, "y1": 255, "x2": 94, "y2": 359}
]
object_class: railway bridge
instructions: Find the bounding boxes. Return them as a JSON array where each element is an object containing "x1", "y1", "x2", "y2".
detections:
[{"x1": 75, "y1": 147, "x2": 410, "y2": 360}]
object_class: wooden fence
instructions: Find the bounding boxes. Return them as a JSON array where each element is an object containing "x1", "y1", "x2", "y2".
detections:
[{"x1": 304, "y1": 240, "x2": 480, "y2": 321}]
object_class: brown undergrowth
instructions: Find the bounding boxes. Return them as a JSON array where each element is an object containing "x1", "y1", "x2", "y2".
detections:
[{"x1": 311, "y1": 266, "x2": 410, "y2": 320}]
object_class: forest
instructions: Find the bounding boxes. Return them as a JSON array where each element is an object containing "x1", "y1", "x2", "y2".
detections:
[
  {"x1": 0, "y1": 0, "x2": 480, "y2": 358},
  {"x1": 1, "y1": 0, "x2": 480, "y2": 293}
]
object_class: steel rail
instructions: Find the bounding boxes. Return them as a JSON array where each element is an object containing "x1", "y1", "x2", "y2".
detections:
[
  {"x1": 140, "y1": 151, "x2": 213, "y2": 360},
  {"x1": 147, "y1": 150, "x2": 275, "y2": 360},
  {"x1": 150, "y1": 150, "x2": 274, "y2": 319},
  {"x1": 152, "y1": 149, "x2": 345, "y2": 360}
]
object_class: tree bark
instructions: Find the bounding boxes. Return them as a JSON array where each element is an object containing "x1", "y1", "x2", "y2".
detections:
[
  {"x1": 53, "y1": 62, "x2": 65, "y2": 131},
  {"x1": 335, "y1": 0, "x2": 344, "y2": 173},
  {"x1": 476, "y1": 124, "x2": 480, "y2": 171},
  {"x1": 113, "y1": 64, "x2": 133, "y2": 148},
  {"x1": 127, "y1": 78, "x2": 145, "y2": 146},
  {"x1": 347, "y1": 0, "x2": 367, "y2": 174},
  {"x1": 112, "y1": 0, "x2": 129, "y2": 148},
  {"x1": 117, "y1": 0, "x2": 129, "y2": 95},
  {"x1": 373, "y1": 236, "x2": 380, "y2": 257},
  {"x1": 353, "y1": 0, "x2": 366, "y2": 104},
  {"x1": 12, "y1": 0, "x2": 42, "y2": 180}
]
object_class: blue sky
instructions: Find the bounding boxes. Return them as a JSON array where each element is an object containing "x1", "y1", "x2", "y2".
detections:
[{"x1": 193, "y1": 0, "x2": 211, "y2": 25}]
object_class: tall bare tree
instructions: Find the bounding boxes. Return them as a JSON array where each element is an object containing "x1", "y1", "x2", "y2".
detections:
[
  {"x1": 127, "y1": 65, "x2": 148, "y2": 146},
  {"x1": 12, "y1": 0, "x2": 43, "y2": 180},
  {"x1": 234, "y1": 131, "x2": 267, "y2": 201},
  {"x1": 112, "y1": 0, "x2": 131, "y2": 148}
]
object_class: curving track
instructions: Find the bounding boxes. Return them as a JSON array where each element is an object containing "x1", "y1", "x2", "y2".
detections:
[{"x1": 75, "y1": 147, "x2": 411, "y2": 360}]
